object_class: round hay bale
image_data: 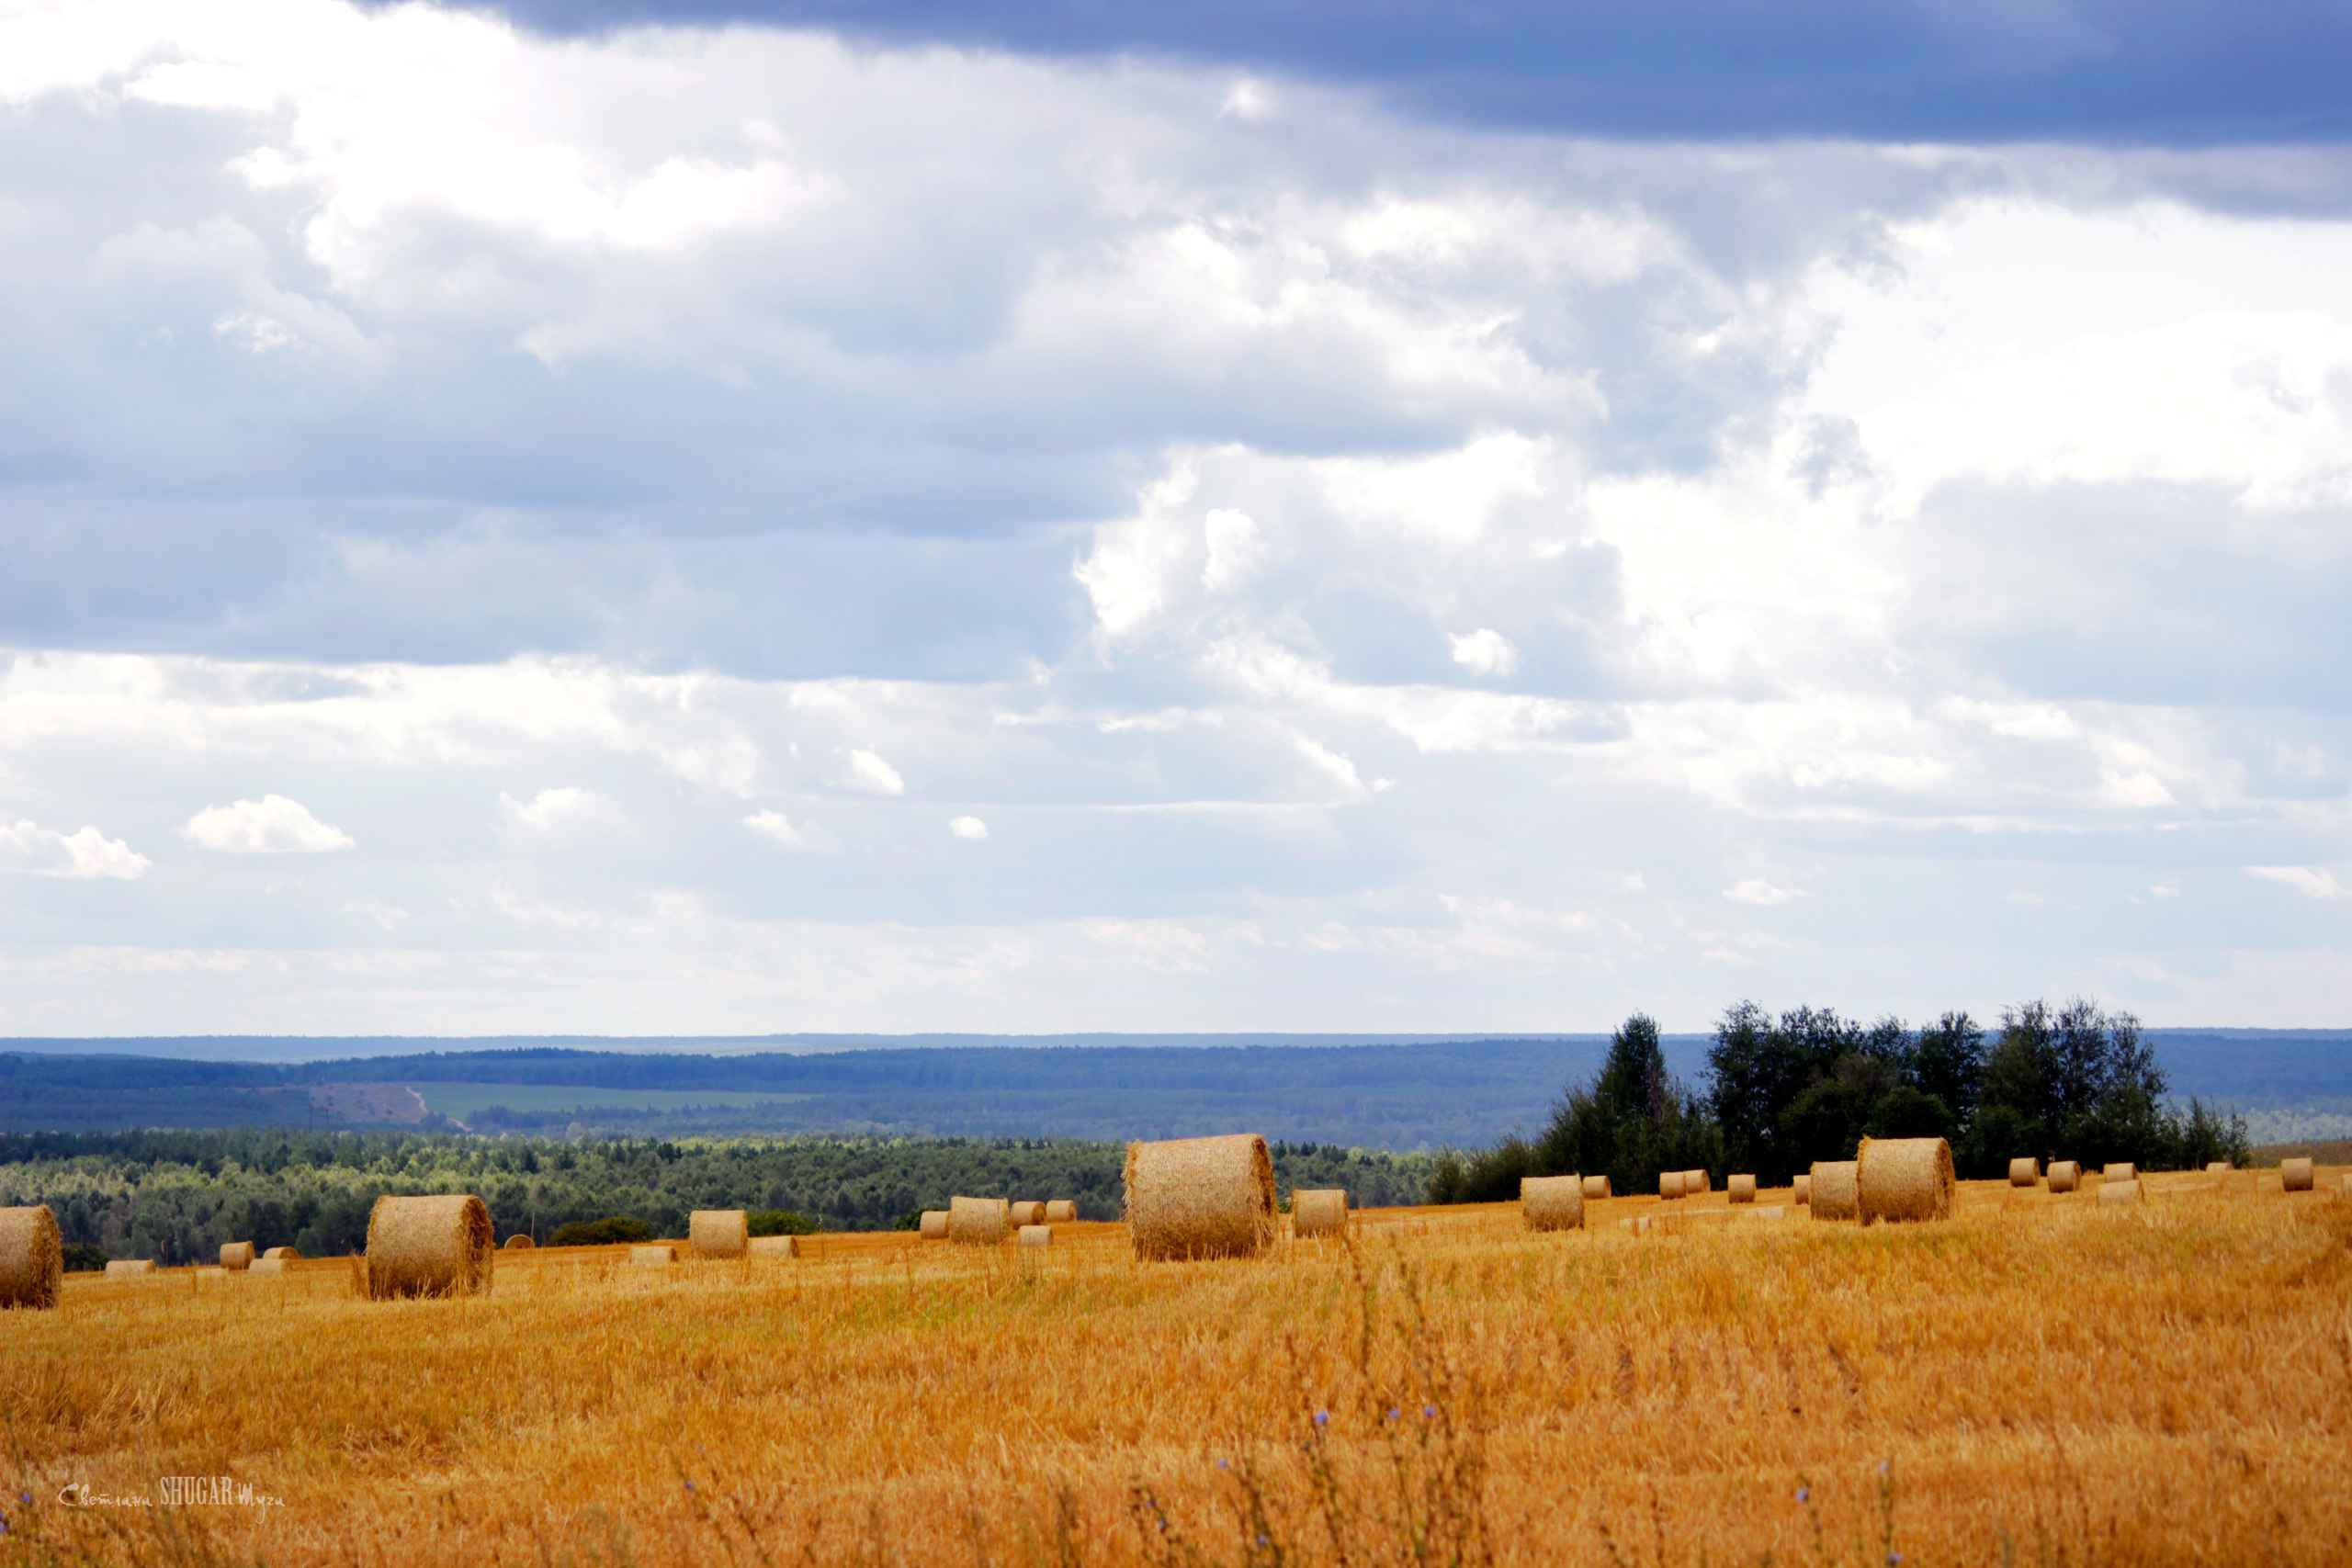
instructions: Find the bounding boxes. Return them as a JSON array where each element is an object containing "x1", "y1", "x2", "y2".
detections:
[
  {"x1": 747, "y1": 1235, "x2": 799, "y2": 1258},
  {"x1": 1792, "y1": 1173, "x2": 1810, "y2": 1206},
  {"x1": 105, "y1": 1259, "x2": 157, "y2": 1278},
  {"x1": 690, "y1": 1209, "x2": 749, "y2": 1259},
  {"x1": 0, "y1": 1206, "x2": 63, "y2": 1310},
  {"x1": 503, "y1": 1235, "x2": 535, "y2": 1250},
  {"x1": 250, "y1": 1257, "x2": 289, "y2": 1276},
  {"x1": 1044, "y1": 1200, "x2": 1078, "y2": 1224},
  {"x1": 1017, "y1": 1224, "x2": 1053, "y2": 1248},
  {"x1": 2048, "y1": 1160, "x2": 2081, "y2": 1193},
  {"x1": 2282, "y1": 1156, "x2": 2314, "y2": 1192},
  {"x1": 1857, "y1": 1136, "x2": 1953, "y2": 1224},
  {"x1": 1008, "y1": 1201, "x2": 1047, "y2": 1227},
  {"x1": 2340, "y1": 1172, "x2": 2352, "y2": 1197},
  {"x1": 628, "y1": 1244, "x2": 677, "y2": 1267},
  {"x1": 1658, "y1": 1170, "x2": 1686, "y2": 1201},
  {"x1": 949, "y1": 1196, "x2": 1010, "y2": 1247},
  {"x1": 1123, "y1": 1134, "x2": 1276, "y2": 1261},
  {"x1": 364, "y1": 1194, "x2": 494, "y2": 1300},
  {"x1": 1682, "y1": 1169, "x2": 1712, "y2": 1195},
  {"x1": 2104, "y1": 1162, "x2": 2137, "y2": 1185},
  {"x1": 1727, "y1": 1174, "x2": 1757, "y2": 1204},
  {"x1": 2098, "y1": 1178, "x2": 2144, "y2": 1206},
  {"x1": 2206, "y1": 1161, "x2": 2233, "y2": 1174},
  {"x1": 1520, "y1": 1175, "x2": 1584, "y2": 1232},
  {"x1": 263, "y1": 1246, "x2": 300, "y2": 1261},
  {"x1": 2008, "y1": 1157, "x2": 2040, "y2": 1187},
  {"x1": 1581, "y1": 1174, "x2": 1611, "y2": 1200},
  {"x1": 1809, "y1": 1160, "x2": 1860, "y2": 1221},
  {"x1": 918, "y1": 1210, "x2": 949, "y2": 1240},
  {"x1": 219, "y1": 1241, "x2": 255, "y2": 1271},
  {"x1": 1291, "y1": 1189, "x2": 1350, "y2": 1239}
]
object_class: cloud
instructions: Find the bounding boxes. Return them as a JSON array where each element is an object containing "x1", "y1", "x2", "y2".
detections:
[
  {"x1": 949, "y1": 815, "x2": 990, "y2": 840},
  {"x1": 499, "y1": 787, "x2": 628, "y2": 841},
  {"x1": 744, "y1": 809, "x2": 834, "y2": 852},
  {"x1": 1724, "y1": 878, "x2": 1806, "y2": 907},
  {"x1": 2245, "y1": 866, "x2": 2345, "y2": 901},
  {"x1": 181, "y1": 795, "x2": 355, "y2": 853},
  {"x1": 838, "y1": 750, "x2": 907, "y2": 796},
  {"x1": 0, "y1": 820, "x2": 151, "y2": 880},
  {"x1": 1447, "y1": 628, "x2": 1519, "y2": 678}
]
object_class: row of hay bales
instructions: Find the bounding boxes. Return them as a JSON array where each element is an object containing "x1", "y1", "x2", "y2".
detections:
[
  {"x1": 1528, "y1": 1137, "x2": 1960, "y2": 1228},
  {"x1": 917, "y1": 1197, "x2": 1082, "y2": 1247}
]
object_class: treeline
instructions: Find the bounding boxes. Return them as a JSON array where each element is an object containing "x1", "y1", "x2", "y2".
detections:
[
  {"x1": 0, "y1": 1128, "x2": 1435, "y2": 1265},
  {"x1": 1430, "y1": 998, "x2": 2249, "y2": 1203}
]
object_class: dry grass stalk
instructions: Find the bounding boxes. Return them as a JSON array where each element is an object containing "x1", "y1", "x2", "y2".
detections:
[
  {"x1": 1017, "y1": 1225, "x2": 1052, "y2": 1248},
  {"x1": 106, "y1": 1259, "x2": 157, "y2": 1278},
  {"x1": 1123, "y1": 1134, "x2": 1276, "y2": 1260},
  {"x1": 691, "y1": 1210, "x2": 750, "y2": 1259},
  {"x1": 1659, "y1": 1170, "x2": 1686, "y2": 1201},
  {"x1": 918, "y1": 1210, "x2": 948, "y2": 1240},
  {"x1": 1008, "y1": 1201, "x2": 1047, "y2": 1227},
  {"x1": 2099, "y1": 1179, "x2": 2145, "y2": 1207},
  {"x1": 1728, "y1": 1174, "x2": 1757, "y2": 1204},
  {"x1": 1858, "y1": 1137, "x2": 1955, "y2": 1224},
  {"x1": 264, "y1": 1246, "x2": 300, "y2": 1261},
  {"x1": 1519, "y1": 1175, "x2": 1584, "y2": 1232},
  {"x1": 1793, "y1": 1172, "x2": 1811, "y2": 1205},
  {"x1": 2281, "y1": 1157, "x2": 2314, "y2": 1191},
  {"x1": 2049, "y1": 1159, "x2": 2081, "y2": 1192},
  {"x1": 1810, "y1": 1160, "x2": 1860, "y2": 1220},
  {"x1": 629, "y1": 1245, "x2": 677, "y2": 1267},
  {"x1": 747, "y1": 1235, "x2": 799, "y2": 1259},
  {"x1": 1581, "y1": 1174, "x2": 1611, "y2": 1199},
  {"x1": 503, "y1": 1235, "x2": 535, "y2": 1250},
  {"x1": 1044, "y1": 1201, "x2": 1077, "y2": 1224},
  {"x1": 0, "y1": 1205, "x2": 63, "y2": 1309},
  {"x1": 2009, "y1": 1157, "x2": 2040, "y2": 1186},
  {"x1": 949, "y1": 1196, "x2": 1010, "y2": 1247},
  {"x1": 364, "y1": 1194, "x2": 494, "y2": 1300},
  {"x1": 1291, "y1": 1189, "x2": 1350, "y2": 1239},
  {"x1": 220, "y1": 1241, "x2": 255, "y2": 1270}
]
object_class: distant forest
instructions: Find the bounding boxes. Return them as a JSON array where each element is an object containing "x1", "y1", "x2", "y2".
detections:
[{"x1": 0, "y1": 1128, "x2": 1436, "y2": 1266}]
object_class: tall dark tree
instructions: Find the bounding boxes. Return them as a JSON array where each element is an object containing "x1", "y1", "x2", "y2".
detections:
[
  {"x1": 1911, "y1": 1010, "x2": 1985, "y2": 1125},
  {"x1": 1529, "y1": 1013, "x2": 1716, "y2": 1196}
]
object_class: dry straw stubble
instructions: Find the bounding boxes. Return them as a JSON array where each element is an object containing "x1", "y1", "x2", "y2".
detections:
[
  {"x1": 0, "y1": 1204, "x2": 63, "y2": 1310},
  {"x1": 1124, "y1": 1134, "x2": 1276, "y2": 1261},
  {"x1": 691, "y1": 1210, "x2": 750, "y2": 1258},
  {"x1": 364, "y1": 1194, "x2": 494, "y2": 1300},
  {"x1": 1810, "y1": 1160, "x2": 1860, "y2": 1221},
  {"x1": 1858, "y1": 1136, "x2": 1955, "y2": 1224},
  {"x1": 1520, "y1": 1175, "x2": 1584, "y2": 1232},
  {"x1": 1291, "y1": 1189, "x2": 1350, "y2": 1238},
  {"x1": 2281, "y1": 1157, "x2": 2314, "y2": 1192},
  {"x1": 949, "y1": 1196, "x2": 1010, "y2": 1247}
]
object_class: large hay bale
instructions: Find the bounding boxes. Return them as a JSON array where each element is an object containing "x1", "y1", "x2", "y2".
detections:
[
  {"x1": 1809, "y1": 1160, "x2": 1860, "y2": 1221},
  {"x1": 1018, "y1": 1224, "x2": 1053, "y2": 1248},
  {"x1": 106, "y1": 1259, "x2": 157, "y2": 1278},
  {"x1": 251, "y1": 1257, "x2": 289, "y2": 1276},
  {"x1": 0, "y1": 1206, "x2": 63, "y2": 1310},
  {"x1": 949, "y1": 1196, "x2": 1010, "y2": 1247},
  {"x1": 1682, "y1": 1169, "x2": 1712, "y2": 1195},
  {"x1": 1658, "y1": 1170, "x2": 1686, "y2": 1201},
  {"x1": 1727, "y1": 1174, "x2": 1757, "y2": 1204},
  {"x1": 919, "y1": 1210, "x2": 949, "y2": 1240},
  {"x1": 628, "y1": 1244, "x2": 677, "y2": 1267},
  {"x1": 1009, "y1": 1201, "x2": 1047, "y2": 1227},
  {"x1": 1792, "y1": 1173, "x2": 1810, "y2": 1206},
  {"x1": 2008, "y1": 1157, "x2": 2040, "y2": 1187},
  {"x1": 690, "y1": 1210, "x2": 749, "y2": 1259},
  {"x1": 2049, "y1": 1160, "x2": 2081, "y2": 1193},
  {"x1": 1521, "y1": 1175, "x2": 1584, "y2": 1232},
  {"x1": 2098, "y1": 1178, "x2": 2144, "y2": 1207},
  {"x1": 219, "y1": 1241, "x2": 255, "y2": 1271},
  {"x1": 1045, "y1": 1201, "x2": 1078, "y2": 1224},
  {"x1": 748, "y1": 1235, "x2": 799, "y2": 1258},
  {"x1": 2104, "y1": 1162, "x2": 2137, "y2": 1185},
  {"x1": 1581, "y1": 1174, "x2": 1611, "y2": 1200},
  {"x1": 1123, "y1": 1134, "x2": 1276, "y2": 1261},
  {"x1": 2282, "y1": 1156, "x2": 2314, "y2": 1192},
  {"x1": 364, "y1": 1194, "x2": 493, "y2": 1300},
  {"x1": 503, "y1": 1235, "x2": 534, "y2": 1250},
  {"x1": 1292, "y1": 1189, "x2": 1350, "y2": 1238},
  {"x1": 263, "y1": 1246, "x2": 300, "y2": 1261},
  {"x1": 1857, "y1": 1136, "x2": 1954, "y2": 1224}
]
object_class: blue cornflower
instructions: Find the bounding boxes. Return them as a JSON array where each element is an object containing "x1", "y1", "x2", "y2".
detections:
[
  {"x1": 1385, "y1": 1407, "x2": 1399, "y2": 1420},
  {"x1": 1422, "y1": 1404, "x2": 1436, "y2": 1418},
  {"x1": 1313, "y1": 1410, "x2": 1329, "y2": 1427},
  {"x1": 1217, "y1": 1460, "x2": 1229, "y2": 1471},
  {"x1": 1796, "y1": 1488, "x2": 1810, "y2": 1503}
]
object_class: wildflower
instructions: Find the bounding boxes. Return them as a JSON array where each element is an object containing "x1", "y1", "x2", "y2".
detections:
[
  {"x1": 1313, "y1": 1410, "x2": 1329, "y2": 1427},
  {"x1": 1422, "y1": 1404, "x2": 1436, "y2": 1418},
  {"x1": 1257, "y1": 1535, "x2": 1269, "y2": 1547},
  {"x1": 1217, "y1": 1460, "x2": 1229, "y2": 1472},
  {"x1": 1879, "y1": 1461, "x2": 1891, "y2": 1474},
  {"x1": 1385, "y1": 1407, "x2": 1399, "y2": 1420},
  {"x1": 684, "y1": 1482, "x2": 695, "y2": 1492},
  {"x1": 1796, "y1": 1488, "x2": 1810, "y2": 1504},
  {"x1": 1888, "y1": 1555, "x2": 1902, "y2": 1565}
]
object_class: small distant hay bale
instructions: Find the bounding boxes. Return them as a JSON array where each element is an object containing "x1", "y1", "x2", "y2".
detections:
[
  {"x1": 1520, "y1": 1176, "x2": 1584, "y2": 1232},
  {"x1": 2282, "y1": 1156, "x2": 2314, "y2": 1192},
  {"x1": 2098, "y1": 1178, "x2": 2144, "y2": 1207},
  {"x1": 2049, "y1": 1160, "x2": 2081, "y2": 1193},
  {"x1": 1292, "y1": 1189, "x2": 1350, "y2": 1238},
  {"x1": 1659, "y1": 1170, "x2": 1686, "y2": 1201},
  {"x1": 1582, "y1": 1174, "x2": 1611, "y2": 1200},
  {"x1": 1682, "y1": 1169, "x2": 1712, "y2": 1195},
  {"x1": 220, "y1": 1241, "x2": 255, "y2": 1271},
  {"x1": 1750, "y1": 1205, "x2": 1787, "y2": 1222},
  {"x1": 2206, "y1": 1161, "x2": 2233, "y2": 1174},
  {"x1": 106, "y1": 1259, "x2": 157, "y2": 1278},
  {"x1": 263, "y1": 1246, "x2": 300, "y2": 1261},
  {"x1": 2340, "y1": 1172, "x2": 2352, "y2": 1197},
  {"x1": 1018, "y1": 1224, "x2": 1053, "y2": 1248},
  {"x1": 1009, "y1": 1201, "x2": 1047, "y2": 1227},
  {"x1": 1792, "y1": 1173, "x2": 1810, "y2": 1206},
  {"x1": 1857, "y1": 1137, "x2": 1954, "y2": 1224},
  {"x1": 919, "y1": 1210, "x2": 949, "y2": 1240},
  {"x1": 949, "y1": 1196, "x2": 1011, "y2": 1247},
  {"x1": 1045, "y1": 1200, "x2": 1078, "y2": 1224},
  {"x1": 503, "y1": 1235, "x2": 535, "y2": 1250},
  {"x1": 628, "y1": 1244, "x2": 677, "y2": 1267},
  {"x1": 250, "y1": 1257, "x2": 289, "y2": 1276},
  {"x1": 2008, "y1": 1157, "x2": 2040, "y2": 1187},
  {"x1": 1727, "y1": 1174, "x2": 1757, "y2": 1204},
  {"x1": 1809, "y1": 1160, "x2": 1860, "y2": 1221},
  {"x1": 748, "y1": 1235, "x2": 799, "y2": 1258},
  {"x1": 690, "y1": 1210, "x2": 750, "y2": 1259},
  {"x1": 2104, "y1": 1162, "x2": 2137, "y2": 1185},
  {"x1": 1618, "y1": 1216, "x2": 1652, "y2": 1235},
  {"x1": 364, "y1": 1194, "x2": 494, "y2": 1300},
  {"x1": 0, "y1": 1206, "x2": 63, "y2": 1310},
  {"x1": 1123, "y1": 1134, "x2": 1276, "y2": 1261}
]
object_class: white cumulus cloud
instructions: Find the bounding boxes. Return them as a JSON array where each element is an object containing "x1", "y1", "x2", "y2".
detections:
[
  {"x1": 499, "y1": 786, "x2": 627, "y2": 840},
  {"x1": 744, "y1": 809, "x2": 833, "y2": 852},
  {"x1": 1448, "y1": 628, "x2": 1520, "y2": 678},
  {"x1": 2245, "y1": 865, "x2": 2345, "y2": 900},
  {"x1": 949, "y1": 815, "x2": 989, "y2": 840},
  {"x1": 1724, "y1": 878, "x2": 1806, "y2": 907},
  {"x1": 0, "y1": 820, "x2": 151, "y2": 880},
  {"x1": 181, "y1": 795, "x2": 354, "y2": 853},
  {"x1": 838, "y1": 749, "x2": 906, "y2": 795}
]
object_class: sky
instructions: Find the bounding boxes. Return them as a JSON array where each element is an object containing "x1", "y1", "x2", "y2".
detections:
[{"x1": 2, "y1": 0, "x2": 2350, "y2": 1034}]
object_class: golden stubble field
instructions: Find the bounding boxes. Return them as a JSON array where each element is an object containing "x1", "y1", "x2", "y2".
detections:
[{"x1": 4, "y1": 1170, "x2": 2348, "y2": 1567}]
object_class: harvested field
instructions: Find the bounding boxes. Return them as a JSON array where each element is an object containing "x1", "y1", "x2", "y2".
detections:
[{"x1": 2, "y1": 1173, "x2": 2347, "y2": 1566}]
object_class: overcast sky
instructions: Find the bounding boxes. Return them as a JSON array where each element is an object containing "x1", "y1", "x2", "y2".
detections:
[{"x1": 2, "y1": 0, "x2": 2348, "y2": 1034}]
